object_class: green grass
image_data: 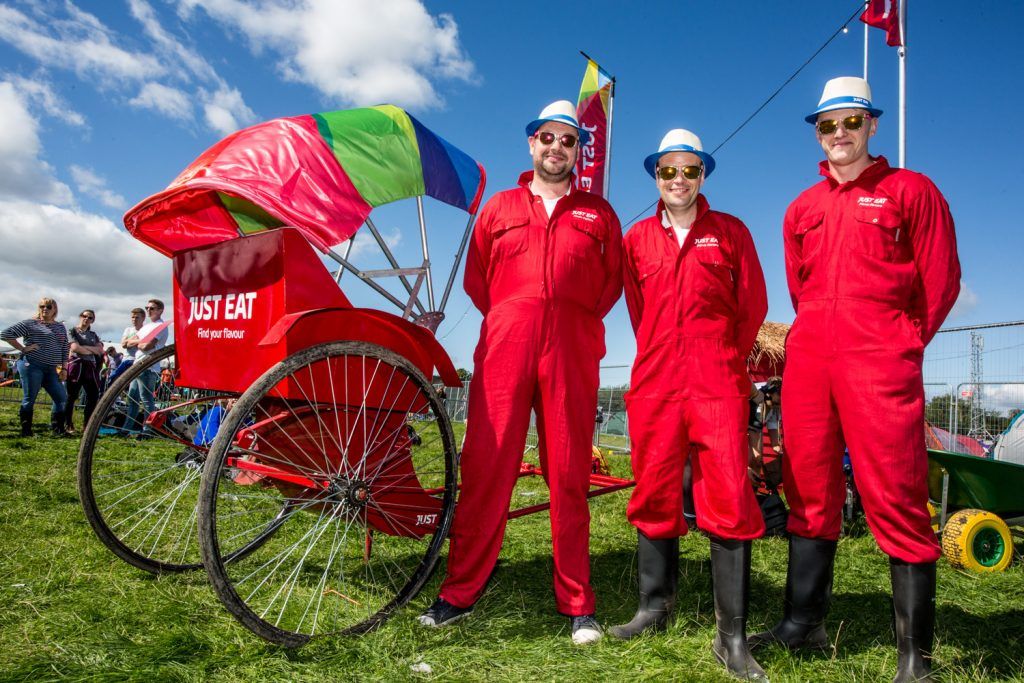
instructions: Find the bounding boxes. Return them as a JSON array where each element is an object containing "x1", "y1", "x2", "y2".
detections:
[{"x1": 1, "y1": 402, "x2": 1023, "y2": 682}]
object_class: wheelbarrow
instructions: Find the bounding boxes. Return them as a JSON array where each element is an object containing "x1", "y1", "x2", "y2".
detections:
[{"x1": 927, "y1": 448, "x2": 1024, "y2": 572}]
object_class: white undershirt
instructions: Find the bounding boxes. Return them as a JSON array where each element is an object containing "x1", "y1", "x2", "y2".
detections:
[
  {"x1": 532, "y1": 182, "x2": 570, "y2": 217},
  {"x1": 662, "y1": 210, "x2": 690, "y2": 247}
]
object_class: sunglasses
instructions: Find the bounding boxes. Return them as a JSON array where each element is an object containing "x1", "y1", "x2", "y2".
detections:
[
  {"x1": 535, "y1": 131, "x2": 578, "y2": 148},
  {"x1": 815, "y1": 113, "x2": 871, "y2": 136},
  {"x1": 656, "y1": 164, "x2": 703, "y2": 181},
  {"x1": 38, "y1": 304, "x2": 54, "y2": 310},
  {"x1": 145, "y1": 306, "x2": 160, "y2": 311}
]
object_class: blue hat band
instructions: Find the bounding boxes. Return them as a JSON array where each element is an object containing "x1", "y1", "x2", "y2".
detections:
[
  {"x1": 643, "y1": 144, "x2": 716, "y2": 178},
  {"x1": 805, "y1": 95, "x2": 883, "y2": 123},
  {"x1": 525, "y1": 115, "x2": 591, "y2": 145}
]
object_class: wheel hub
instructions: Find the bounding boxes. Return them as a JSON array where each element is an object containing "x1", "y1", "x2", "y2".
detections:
[{"x1": 326, "y1": 478, "x2": 370, "y2": 510}]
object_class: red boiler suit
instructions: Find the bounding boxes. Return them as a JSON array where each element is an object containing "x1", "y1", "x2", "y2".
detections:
[
  {"x1": 783, "y1": 157, "x2": 960, "y2": 563},
  {"x1": 623, "y1": 196, "x2": 767, "y2": 541},
  {"x1": 439, "y1": 171, "x2": 623, "y2": 614}
]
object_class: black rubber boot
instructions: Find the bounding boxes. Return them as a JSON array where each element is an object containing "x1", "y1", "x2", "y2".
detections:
[
  {"x1": 748, "y1": 535, "x2": 836, "y2": 651},
  {"x1": 891, "y1": 559, "x2": 936, "y2": 683},
  {"x1": 710, "y1": 537, "x2": 768, "y2": 681},
  {"x1": 609, "y1": 531, "x2": 678, "y2": 639},
  {"x1": 18, "y1": 406, "x2": 33, "y2": 437}
]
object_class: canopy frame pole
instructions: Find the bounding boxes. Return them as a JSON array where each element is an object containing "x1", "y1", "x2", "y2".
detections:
[
  {"x1": 334, "y1": 238, "x2": 355, "y2": 283},
  {"x1": 323, "y1": 247, "x2": 410, "y2": 313},
  {"x1": 416, "y1": 197, "x2": 435, "y2": 311},
  {"x1": 403, "y1": 271, "x2": 427, "y2": 319},
  {"x1": 439, "y1": 212, "x2": 477, "y2": 313},
  {"x1": 364, "y1": 217, "x2": 426, "y2": 315}
]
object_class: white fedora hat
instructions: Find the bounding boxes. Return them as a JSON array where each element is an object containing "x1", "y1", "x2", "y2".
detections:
[
  {"x1": 805, "y1": 76, "x2": 884, "y2": 123},
  {"x1": 643, "y1": 129, "x2": 716, "y2": 178},
  {"x1": 525, "y1": 100, "x2": 591, "y2": 145}
]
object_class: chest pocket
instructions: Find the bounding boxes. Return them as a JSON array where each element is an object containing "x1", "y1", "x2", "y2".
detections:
[
  {"x1": 693, "y1": 242, "x2": 735, "y2": 288},
  {"x1": 565, "y1": 217, "x2": 605, "y2": 258},
  {"x1": 852, "y1": 206, "x2": 909, "y2": 262},
  {"x1": 793, "y1": 211, "x2": 825, "y2": 262},
  {"x1": 637, "y1": 258, "x2": 664, "y2": 289},
  {"x1": 492, "y1": 216, "x2": 530, "y2": 259}
]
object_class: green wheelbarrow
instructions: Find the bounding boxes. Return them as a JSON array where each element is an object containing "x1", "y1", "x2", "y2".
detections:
[{"x1": 927, "y1": 448, "x2": 1024, "y2": 572}]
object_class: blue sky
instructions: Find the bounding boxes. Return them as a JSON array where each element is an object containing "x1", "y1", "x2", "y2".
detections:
[{"x1": 0, "y1": 0, "x2": 1019, "y2": 375}]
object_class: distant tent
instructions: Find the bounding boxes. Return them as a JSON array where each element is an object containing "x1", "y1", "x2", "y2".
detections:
[
  {"x1": 924, "y1": 422, "x2": 986, "y2": 457},
  {"x1": 603, "y1": 411, "x2": 627, "y2": 436},
  {"x1": 992, "y1": 412, "x2": 1024, "y2": 465}
]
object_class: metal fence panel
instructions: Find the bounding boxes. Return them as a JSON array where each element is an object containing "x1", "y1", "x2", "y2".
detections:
[{"x1": 924, "y1": 321, "x2": 1024, "y2": 449}]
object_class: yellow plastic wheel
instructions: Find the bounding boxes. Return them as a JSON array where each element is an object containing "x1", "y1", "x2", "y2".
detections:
[{"x1": 941, "y1": 509, "x2": 1013, "y2": 572}]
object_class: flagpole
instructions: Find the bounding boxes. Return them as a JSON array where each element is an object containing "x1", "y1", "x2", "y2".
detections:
[
  {"x1": 863, "y1": 2, "x2": 869, "y2": 79},
  {"x1": 898, "y1": 0, "x2": 907, "y2": 168},
  {"x1": 604, "y1": 77, "x2": 615, "y2": 201}
]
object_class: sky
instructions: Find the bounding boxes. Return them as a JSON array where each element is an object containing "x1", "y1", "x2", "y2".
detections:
[{"x1": 0, "y1": 0, "x2": 1020, "y2": 377}]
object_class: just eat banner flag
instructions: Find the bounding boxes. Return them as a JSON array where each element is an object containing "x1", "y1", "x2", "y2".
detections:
[
  {"x1": 575, "y1": 59, "x2": 613, "y2": 197},
  {"x1": 861, "y1": 0, "x2": 903, "y2": 47}
]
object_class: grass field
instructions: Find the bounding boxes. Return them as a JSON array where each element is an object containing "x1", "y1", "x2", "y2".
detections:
[{"x1": 1, "y1": 401, "x2": 1023, "y2": 682}]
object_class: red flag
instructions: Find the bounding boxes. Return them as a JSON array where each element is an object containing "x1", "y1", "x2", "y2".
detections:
[
  {"x1": 860, "y1": 0, "x2": 902, "y2": 47},
  {"x1": 575, "y1": 59, "x2": 614, "y2": 197}
]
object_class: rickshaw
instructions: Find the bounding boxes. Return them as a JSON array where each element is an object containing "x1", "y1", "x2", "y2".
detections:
[
  {"x1": 76, "y1": 105, "x2": 636, "y2": 647},
  {"x1": 77, "y1": 105, "x2": 484, "y2": 646}
]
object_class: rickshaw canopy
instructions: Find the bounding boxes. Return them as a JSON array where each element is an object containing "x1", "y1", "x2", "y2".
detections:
[{"x1": 124, "y1": 105, "x2": 486, "y2": 257}]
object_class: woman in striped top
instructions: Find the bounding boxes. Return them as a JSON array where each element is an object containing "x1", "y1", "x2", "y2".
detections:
[{"x1": 1, "y1": 297, "x2": 70, "y2": 437}]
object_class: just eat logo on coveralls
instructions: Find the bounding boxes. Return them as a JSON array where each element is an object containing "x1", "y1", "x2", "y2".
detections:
[
  {"x1": 694, "y1": 236, "x2": 720, "y2": 248},
  {"x1": 857, "y1": 196, "x2": 889, "y2": 207},
  {"x1": 571, "y1": 209, "x2": 599, "y2": 222}
]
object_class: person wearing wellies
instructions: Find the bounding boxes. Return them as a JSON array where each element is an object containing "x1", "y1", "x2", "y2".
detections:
[
  {"x1": 2, "y1": 297, "x2": 70, "y2": 437},
  {"x1": 748, "y1": 77, "x2": 960, "y2": 683},
  {"x1": 614, "y1": 129, "x2": 768, "y2": 681},
  {"x1": 417, "y1": 101, "x2": 622, "y2": 645}
]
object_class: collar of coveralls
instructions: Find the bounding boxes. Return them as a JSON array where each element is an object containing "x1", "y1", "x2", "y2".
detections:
[
  {"x1": 818, "y1": 154, "x2": 891, "y2": 186},
  {"x1": 656, "y1": 193, "x2": 711, "y2": 233}
]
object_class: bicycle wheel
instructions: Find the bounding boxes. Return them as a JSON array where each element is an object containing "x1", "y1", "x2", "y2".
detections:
[
  {"x1": 77, "y1": 346, "x2": 284, "y2": 573},
  {"x1": 198, "y1": 341, "x2": 458, "y2": 646}
]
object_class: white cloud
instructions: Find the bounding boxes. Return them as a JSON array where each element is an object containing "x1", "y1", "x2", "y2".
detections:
[
  {"x1": 0, "y1": 200, "x2": 172, "y2": 343},
  {"x1": 178, "y1": 0, "x2": 476, "y2": 109},
  {"x1": 0, "y1": 82, "x2": 73, "y2": 205},
  {"x1": 128, "y1": 0, "x2": 219, "y2": 84},
  {"x1": 130, "y1": 82, "x2": 193, "y2": 120},
  {"x1": 0, "y1": 4, "x2": 163, "y2": 85},
  {"x1": 6, "y1": 74, "x2": 86, "y2": 127},
  {"x1": 949, "y1": 280, "x2": 978, "y2": 320},
  {"x1": 70, "y1": 166, "x2": 128, "y2": 210},
  {"x1": 0, "y1": 2, "x2": 257, "y2": 135},
  {"x1": 201, "y1": 86, "x2": 257, "y2": 135}
]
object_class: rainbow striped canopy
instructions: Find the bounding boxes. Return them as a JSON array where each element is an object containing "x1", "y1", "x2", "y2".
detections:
[{"x1": 124, "y1": 105, "x2": 487, "y2": 256}]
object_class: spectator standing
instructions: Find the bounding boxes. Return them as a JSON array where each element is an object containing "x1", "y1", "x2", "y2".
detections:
[
  {"x1": 121, "y1": 308, "x2": 145, "y2": 359},
  {"x1": 101, "y1": 346, "x2": 123, "y2": 390},
  {"x1": 63, "y1": 309, "x2": 104, "y2": 433},
  {"x1": 124, "y1": 299, "x2": 169, "y2": 434},
  {"x1": 107, "y1": 308, "x2": 144, "y2": 390},
  {"x1": 1, "y1": 297, "x2": 70, "y2": 436}
]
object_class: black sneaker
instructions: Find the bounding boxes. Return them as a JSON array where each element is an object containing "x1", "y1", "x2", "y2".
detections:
[
  {"x1": 571, "y1": 614, "x2": 602, "y2": 645},
  {"x1": 417, "y1": 598, "x2": 473, "y2": 628}
]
